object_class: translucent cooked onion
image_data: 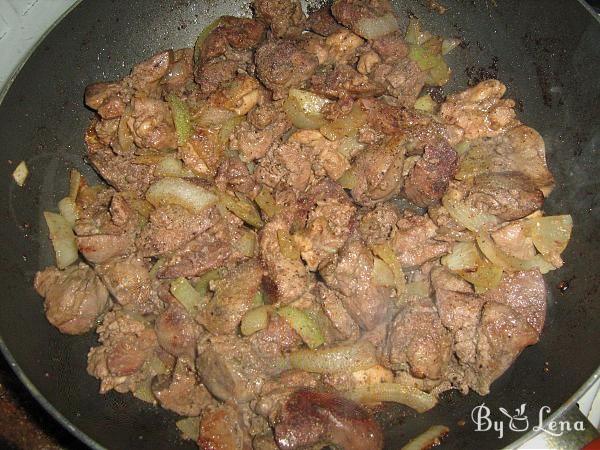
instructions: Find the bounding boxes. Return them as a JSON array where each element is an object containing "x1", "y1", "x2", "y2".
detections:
[
  {"x1": 372, "y1": 257, "x2": 395, "y2": 287},
  {"x1": 371, "y1": 243, "x2": 406, "y2": 294},
  {"x1": 320, "y1": 104, "x2": 366, "y2": 141},
  {"x1": 146, "y1": 178, "x2": 217, "y2": 213},
  {"x1": 355, "y1": 13, "x2": 400, "y2": 40},
  {"x1": 218, "y1": 192, "x2": 263, "y2": 228},
  {"x1": 218, "y1": 116, "x2": 244, "y2": 148},
  {"x1": 154, "y1": 157, "x2": 195, "y2": 178},
  {"x1": 195, "y1": 105, "x2": 237, "y2": 128},
  {"x1": 176, "y1": 417, "x2": 200, "y2": 441},
  {"x1": 337, "y1": 169, "x2": 357, "y2": 189},
  {"x1": 441, "y1": 241, "x2": 480, "y2": 271},
  {"x1": 233, "y1": 229, "x2": 257, "y2": 257},
  {"x1": 459, "y1": 263, "x2": 503, "y2": 294},
  {"x1": 167, "y1": 94, "x2": 192, "y2": 145},
  {"x1": 401, "y1": 425, "x2": 449, "y2": 450},
  {"x1": 525, "y1": 215, "x2": 572, "y2": 267},
  {"x1": 289, "y1": 340, "x2": 378, "y2": 374},
  {"x1": 193, "y1": 268, "x2": 224, "y2": 297},
  {"x1": 414, "y1": 94, "x2": 437, "y2": 113},
  {"x1": 442, "y1": 188, "x2": 499, "y2": 232},
  {"x1": 277, "y1": 306, "x2": 325, "y2": 349},
  {"x1": 408, "y1": 44, "x2": 444, "y2": 71},
  {"x1": 405, "y1": 17, "x2": 432, "y2": 45},
  {"x1": 426, "y1": 59, "x2": 451, "y2": 86},
  {"x1": 43, "y1": 211, "x2": 78, "y2": 269},
  {"x1": 57, "y1": 197, "x2": 79, "y2": 227},
  {"x1": 170, "y1": 277, "x2": 205, "y2": 313},
  {"x1": 277, "y1": 229, "x2": 300, "y2": 260},
  {"x1": 442, "y1": 241, "x2": 503, "y2": 293},
  {"x1": 476, "y1": 230, "x2": 555, "y2": 274},
  {"x1": 12, "y1": 161, "x2": 28, "y2": 187},
  {"x1": 132, "y1": 377, "x2": 156, "y2": 404},
  {"x1": 241, "y1": 305, "x2": 270, "y2": 336},
  {"x1": 347, "y1": 383, "x2": 437, "y2": 413},
  {"x1": 337, "y1": 136, "x2": 365, "y2": 159},
  {"x1": 442, "y1": 38, "x2": 461, "y2": 55},
  {"x1": 255, "y1": 188, "x2": 280, "y2": 218},
  {"x1": 193, "y1": 17, "x2": 222, "y2": 62},
  {"x1": 283, "y1": 89, "x2": 330, "y2": 129},
  {"x1": 68, "y1": 169, "x2": 82, "y2": 200}
]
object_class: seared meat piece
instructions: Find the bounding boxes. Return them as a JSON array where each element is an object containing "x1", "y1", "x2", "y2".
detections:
[
  {"x1": 391, "y1": 211, "x2": 451, "y2": 267},
  {"x1": 404, "y1": 142, "x2": 458, "y2": 206},
  {"x1": 310, "y1": 63, "x2": 384, "y2": 99},
  {"x1": 196, "y1": 335, "x2": 280, "y2": 402},
  {"x1": 491, "y1": 221, "x2": 536, "y2": 260},
  {"x1": 459, "y1": 124, "x2": 555, "y2": 195},
  {"x1": 87, "y1": 310, "x2": 158, "y2": 393},
  {"x1": 255, "y1": 39, "x2": 319, "y2": 100},
  {"x1": 156, "y1": 215, "x2": 249, "y2": 279},
  {"x1": 259, "y1": 216, "x2": 312, "y2": 304},
  {"x1": 215, "y1": 157, "x2": 257, "y2": 197},
  {"x1": 481, "y1": 270, "x2": 546, "y2": 334},
  {"x1": 462, "y1": 172, "x2": 544, "y2": 221},
  {"x1": 136, "y1": 205, "x2": 218, "y2": 257},
  {"x1": 358, "y1": 97, "x2": 428, "y2": 137},
  {"x1": 357, "y1": 201, "x2": 400, "y2": 245},
  {"x1": 386, "y1": 297, "x2": 453, "y2": 379},
  {"x1": 293, "y1": 179, "x2": 356, "y2": 270},
  {"x1": 95, "y1": 255, "x2": 159, "y2": 315},
  {"x1": 440, "y1": 79, "x2": 519, "y2": 140},
  {"x1": 198, "y1": 16, "x2": 266, "y2": 63},
  {"x1": 85, "y1": 123, "x2": 157, "y2": 196},
  {"x1": 34, "y1": 263, "x2": 110, "y2": 335},
  {"x1": 321, "y1": 240, "x2": 393, "y2": 330},
  {"x1": 128, "y1": 97, "x2": 178, "y2": 150},
  {"x1": 331, "y1": 0, "x2": 396, "y2": 38},
  {"x1": 351, "y1": 135, "x2": 405, "y2": 205},
  {"x1": 249, "y1": 314, "x2": 303, "y2": 354},
  {"x1": 273, "y1": 389, "x2": 383, "y2": 450},
  {"x1": 85, "y1": 82, "x2": 130, "y2": 120},
  {"x1": 253, "y1": 0, "x2": 306, "y2": 39},
  {"x1": 370, "y1": 58, "x2": 426, "y2": 106},
  {"x1": 130, "y1": 50, "x2": 173, "y2": 95},
  {"x1": 307, "y1": 6, "x2": 343, "y2": 36},
  {"x1": 161, "y1": 48, "x2": 194, "y2": 92},
  {"x1": 198, "y1": 260, "x2": 263, "y2": 335},
  {"x1": 155, "y1": 303, "x2": 202, "y2": 358},
  {"x1": 317, "y1": 283, "x2": 360, "y2": 340},
  {"x1": 152, "y1": 357, "x2": 215, "y2": 416},
  {"x1": 198, "y1": 403, "x2": 253, "y2": 450},
  {"x1": 371, "y1": 31, "x2": 408, "y2": 61},
  {"x1": 322, "y1": 29, "x2": 365, "y2": 65},
  {"x1": 75, "y1": 189, "x2": 140, "y2": 264},
  {"x1": 195, "y1": 59, "x2": 239, "y2": 95},
  {"x1": 288, "y1": 129, "x2": 350, "y2": 181},
  {"x1": 231, "y1": 100, "x2": 292, "y2": 161},
  {"x1": 254, "y1": 141, "x2": 314, "y2": 192}
]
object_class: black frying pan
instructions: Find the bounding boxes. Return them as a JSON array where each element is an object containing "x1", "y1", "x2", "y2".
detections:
[{"x1": 0, "y1": 1, "x2": 599, "y2": 448}]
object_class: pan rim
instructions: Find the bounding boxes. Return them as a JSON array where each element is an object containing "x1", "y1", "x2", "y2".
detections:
[{"x1": 0, "y1": 0, "x2": 597, "y2": 449}]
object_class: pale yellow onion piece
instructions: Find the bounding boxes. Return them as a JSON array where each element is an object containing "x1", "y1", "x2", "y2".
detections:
[
  {"x1": 57, "y1": 197, "x2": 79, "y2": 227},
  {"x1": 283, "y1": 89, "x2": 331, "y2": 129},
  {"x1": 241, "y1": 305, "x2": 270, "y2": 336},
  {"x1": 347, "y1": 383, "x2": 437, "y2": 413},
  {"x1": 218, "y1": 116, "x2": 244, "y2": 148},
  {"x1": 525, "y1": 215, "x2": 572, "y2": 266},
  {"x1": 401, "y1": 425, "x2": 450, "y2": 450},
  {"x1": 405, "y1": 17, "x2": 432, "y2": 45},
  {"x1": 289, "y1": 340, "x2": 378, "y2": 374},
  {"x1": 277, "y1": 229, "x2": 300, "y2": 260},
  {"x1": 441, "y1": 241, "x2": 480, "y2": 271},
  {"x1": 442, "y1": 188, "x2": 499, "y2": 232},
  {"x1": 68, "y1": 169, "x2": 83, "y2": 200},
  {"x1": 255, "y1": 188, "x2": 280, "y2": 218},
  {"x1": 371, "y1": 243, "x2": 406, "y2": 294},
  {"x1": 459, "y1": 263, "x2": 503, "y2": 294},
  {"x1": 154, "y1": 157, "x2": 195, "y2": 178},
  {"x1": 176, "y1": 417, "x2": 200, "y2": 441},
  {"x1": 413, "y1": 94, "x2": 436, "y2": 113},
  {"x1": 426, "y1": 59, "x2": 451, "y2": 86},
  {"x1": 170, "y1": 277, "x2": 205, "y2": 313},
  {"x1": 405, "y1": 281, "x2": 429, "y2": 298},
  {"x1": 355, "y1": 13, "x2": 399, "y2": 40},
  {"x1": 148, "y1": 257, "x2": 166, "y2": 279},
  {"x1": 337, "y1": 169, "x2": 357, "y2": 189},
  {"x1": 193, "y1": 268, "x2": 224, "y2": 297},
  {"x1": 146, "y1": 178, "x2": 217, "y2": 213},
  {"x1": 372, "y1": 257, "x2": 395, "y2": 287},
  {"x1": 320, "y1": 104, "x2": 366, "y2": 141},
  {"x1": 12, "y1": 161, "x2": 28, "y2": 187},
  {"x1": 233, "y1": 229, "x2": 257, "y2": 257},
  {"x1": 442, "y1": 37, "x2": 461, "y2": 55},
  {"x1": 454, "y1": 140, "x2": 471, "y2": 156},
  {"x1": 195, "y1": 106, "x2": 237, "y2": 128},
  {"x1": 278, "y1": 306, "x2": 325, "y2": 349},
  {"x1": 43, "y1": 211, "x2": 78, "y2": 269},
  {"x1": 337, "y1": 136, "x2": 365, "y2": 159},
  {"x1": 476, "y1": 230, "x2": 554, "y2": 274},
  {"x1": 253, "y1": 291, "x2": 264, "y2": 307},
  {"x1": 218, "y1": 192, "x2": 263, "y2": 228},
  {"x1": 132, "y1": 376, "x2": 156, "y2": 404}
]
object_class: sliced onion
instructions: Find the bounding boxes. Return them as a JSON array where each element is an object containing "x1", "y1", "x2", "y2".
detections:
[
  {"x1": 525, "y1": 215, "x2": 572, "y2": 267},
  {"x1": 426, "y1": 59, "x2": 451, "y2": 86},
  {"x1": 146, "y1": 178, "x2": 217, "y2": 213},
  {"x1": 408, "y1": 44, "x2": 443, "y2": 71},
  {"x1": 195, "y1": 105, "x2": 237, "y2": 128},
  {"x1": 233, "y1": 229, "x2": 257, "y2": 257},
  {"x1": 167, "y1": 94, "x2": 192, "y2": 145},
  {"x1": 218, "y1": 192, "x2": 263, "y2": 228},
  {"x1": 132, "y1": 377, "x2": 156, "y2": 404},
  {"x1": 193, "y1": 268, "x2": 224, "y2": 297},
  {"x1": 154, "y1": 157, "x2": 195, "y2": 178},
  {"x1": 43, "y1": 211, "x2": 78, "y2": 269},
  {"x1": 371, "y1": 243, "x2": 406, "y2": 295},
  {"x1": 241, "y1": 305, "x2": 270, "y2": 336},
  {"x1": 405, "y1": 17, "x2": 432, "y2": 45},
  {"x1": 372, "y1": 256, "x2": 395, "y2": 287},
  {"x1": 337, "y1": 136, "x2": 365, "y2": 159},
  {"x1": 404, "y1": 281, "x2": 430, "y2": 298},
  {"x1": 284, "y1": 89, "x2": 330, "y2": 129},
  {"x1": 148, "y1": 257, "x2": 166, "y2": 279},
  {"x1": 347, "y1": 383, "x2": 437, "y2": 413},
  {"x1": 218, "y1": 116, "x2": 244, "y2": 148},
  {"x1": 355, "y1": 13, "x2": 400, "y2": 40},
  {"x1": 337, "y1": 169, "x2": 357, "y2": 189},
  {"x1": 255, "y1": 188, "x2": 280, "y2": 218},
  {"x1": 12, "y1": 161, "x2": 28, "y2": 187},
  {"x1": 277, "y1": 229, "x2": 301, "y2": 260},
  {"x1": 170, "y1": 277, "x2": 206, "y2": 313},
  {"x1": 176, "y1": 417, "x2": 200, "y2": 441},
  {"x1": 57, "y1": 197, "x2": 79, "y2": 227},
  {"x1": 320, "y1": 104, "x2": 366, "y2": 141},
  {"x1": 289, "y1": 340, "x2": 378, "y2": 374},
  {"x1": 441, "y1": 241, "x2": 480, "y2": 271},
  {"x1": 402, "y1": 425, "x2": 449, "y2": 450},
  {"x1": 476, "y1": 230, "x2": 555, "y2": 274},
  {"x1": 414, "y1": 94, "x2": 436, "y2": 113},
  {"x1": 442, "y1": 38, "x2": 461, "y2": 55},
  {"x1": 442, "y1": 188, "x2": 499, "y2": 232},
  {"x1": 277, "y1": 306, "x2": 325, "y2": 349},
  {"x1": 458, "y1": 263, "x2": 503, "y2": 294},
  {"x1": 69, "y1": 169, "x2": 83, "y2": 200}
]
